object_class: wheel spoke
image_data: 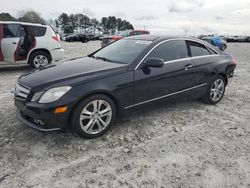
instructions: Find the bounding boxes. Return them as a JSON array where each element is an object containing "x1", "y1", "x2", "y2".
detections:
[
  {"x1": 217, "y1": 89, "x2": 223, "y2": 95},
  {"x1": 211, "y1": 88, "x2": 216, "y2": 92},
  {"x1": 96, "y1": 120, "x2": 103, "y2": 130},
  {"x1": 83, "y1": 119, "x2": 94, "y2": 131},
  {"x1": 214, "y1": 80, "x2": 218, "y2": 88},
  {"x1": 218, "y1": 81, "x2": 223, "y2": 89},
  {"x1": 98, "y1": 100, "x2": 104, "y2": 111},
  {"x1": 99, "y1": 108, "x2": 111, "y2": 117},
  {"x1": 92, "y1": 100, "x2": 99, "y2": 112},
  {"x1": 98, "y1": 117, "x2": 106, "y2": 126},
  {"x1": 81, "y1": 108, "x2": 92, "y2": 116},
  {"x1": 88, "y1": 121, "x2": 96, "y2": 133},
  {"x1": 211, "y1": 93, "x2": 216, "y2": 100}
]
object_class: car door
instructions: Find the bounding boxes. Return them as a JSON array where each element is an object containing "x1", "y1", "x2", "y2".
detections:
[
  {"x1": 1, "y1": 23, "x2": 20, "y2": 63},
  {"x1": 0, "y1": 24, "x2": 4, "y2": 62},
  {"x1": 133, "y1": 40, "x2": 199, "y2": 104},
  {"x1": 186, "y1": 40, "x2": 219, "y2": 85}
]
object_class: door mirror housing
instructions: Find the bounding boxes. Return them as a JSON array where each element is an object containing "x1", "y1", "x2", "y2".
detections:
[{"x1": 143, "y1": 58, "x2": 164, "y2": 68}]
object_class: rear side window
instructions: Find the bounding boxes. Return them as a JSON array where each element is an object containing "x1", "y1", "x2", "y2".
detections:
[
  {"x1": 148, "y1": 40, "x2": 188, "y2": 61},
  {"x1": 3, "y1": 24, "x2": 19, "y2": 38},
  {"x1": 28, "y1": 26, "x2": 46, "y2": 37},
  {"x1": 207, "y1": 47, "x2": 217, "y2": 55},
  {"x1": 186, "y1": 41, "x2": 211, "y2": 57}
]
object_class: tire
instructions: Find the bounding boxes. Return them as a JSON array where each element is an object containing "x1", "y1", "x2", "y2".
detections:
[
  {"x1": 221, "y1": 44, "x2": 226, "y2": 51},
  {"x1": 202, "y1": 75, "x2": 226, "y2": 105},
  {"x1": 29, "y1": 51, "x2": 51, "y2": 68},
  {"x1": 71, "y1": 94, "x2": 116, "y2": 138}
]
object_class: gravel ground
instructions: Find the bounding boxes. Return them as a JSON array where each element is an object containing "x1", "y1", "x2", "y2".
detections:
[{"x1": 0, "y1": 41, "x2": 249, "y2": 188}]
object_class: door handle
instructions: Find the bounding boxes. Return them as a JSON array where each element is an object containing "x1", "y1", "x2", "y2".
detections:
[
  {"x1": 12, "y1": 42, "x2": 17, "y2": 44},
  {"x1": 184, "y1": 64, "x2": 193, "y2": 70}
]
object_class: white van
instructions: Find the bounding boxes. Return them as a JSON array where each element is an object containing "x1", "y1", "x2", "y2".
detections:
[{"x1": 0, "y1": 21, "x2": 64, "y2": 68}]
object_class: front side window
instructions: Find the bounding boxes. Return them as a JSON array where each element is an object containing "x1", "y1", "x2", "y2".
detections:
[
  {"x1": 92, "y1": 39, "x2": 152, "y2": 64},
  {"x1": 186, "y1": 41, "x2": 211, "y2": 57},
  {"x1": 3, "y1": 24, "x2": 20, "y2": 38},
  {"x1": 147, "y1": 40, "x2": 188, "y2": 61}
]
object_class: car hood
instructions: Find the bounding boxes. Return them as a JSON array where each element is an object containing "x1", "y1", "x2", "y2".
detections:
[{"x1": 19, "y1": 57, "x2": 128, "y2": 90}]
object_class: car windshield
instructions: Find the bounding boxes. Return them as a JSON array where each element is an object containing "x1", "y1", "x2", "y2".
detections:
[{"x1": 92, "y1": 39, "x2": 152, "y2": 64}]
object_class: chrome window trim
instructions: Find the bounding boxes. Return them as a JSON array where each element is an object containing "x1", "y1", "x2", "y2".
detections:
[
  {"x1": 162, "y1": 54, "x2": 220, "y2": 65},
  {"x1": 124, "y1": 83, "x2": 208, "y2": 109},
  {"x1": 135, "y1": 38, "x2": 219, "y2": 70}
]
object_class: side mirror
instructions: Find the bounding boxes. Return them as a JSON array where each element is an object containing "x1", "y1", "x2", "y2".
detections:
[{"x1": 143, "y1": 58, "x2": 164, "y2": 68}]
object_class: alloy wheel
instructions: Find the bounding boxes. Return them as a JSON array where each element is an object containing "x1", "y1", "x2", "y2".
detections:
[
  {"x1": 33, "y1": 55, "x2": 49, "y2": 68},
  {"x1": 79, "y1": 100, "x2": 112, "y2": 134},
  {"x1": 210, "y1": 78, "x2": 225, "y2": 102}
]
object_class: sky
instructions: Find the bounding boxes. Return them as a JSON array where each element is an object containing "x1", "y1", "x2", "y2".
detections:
[{"x1": 1, "y1": 0, "x2": 250, "y2": 35}]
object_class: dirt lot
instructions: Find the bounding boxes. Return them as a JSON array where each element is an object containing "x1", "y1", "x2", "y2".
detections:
[{"x1": 0, "y1": 41, "x2": 249, "y2": 188}]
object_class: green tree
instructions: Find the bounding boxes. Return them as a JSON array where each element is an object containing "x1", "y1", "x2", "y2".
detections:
[
  {"x1": 116, "y1": 18, "x2": 122, "y2": 31},
  {"x1": 69, "y1": 14, "x2": 78, "y2": 30},
  {"x1": 0, "y1": 13, "x2": 16, "y2": 21},
  {"x1": 58, "y1": 13, "x2": 73, "y2": 33},
  {"x1": 90, "y1": 18, "x2": 99, "y2": 29},
  {"x1": 18, "y1": 10, "x2": 45, "y2": 24},
  {"x1": 101, "y1": 17, "x2": 108, "y2": 32},
  {"x1": 106, "y1": 16, "x2": 117, "y2": 34}
]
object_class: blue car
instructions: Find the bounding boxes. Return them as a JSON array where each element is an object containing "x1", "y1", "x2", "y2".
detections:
[{"x1": 200, "y1": 36, "x2": 227, "y2": 51}]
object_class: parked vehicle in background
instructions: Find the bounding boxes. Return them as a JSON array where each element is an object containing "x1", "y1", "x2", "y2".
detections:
[
  {"x1": 200, "y1": 36, "x2": 227, "y2": 51},
  {"x1": 101, "y1": 29, "x2": 150, "y2": 47},
  {"x1": 0, "y1": 21, "x2": 64, "y2": 68},
  {"x1": 244, "y1": 36, "x2": 250, "y2": 42},
  {"x1": 129, "y1": 30, "x2": 150, "y2": 36},
  {"x1": 101, "y1": 35, "x2": 123, "y2": 47},
  {"x1": 226, "y1": 36, "x2": 248, "y2": 43},
  {"x1": 60, "y1": 33, "x2": 72, "y2": 41},
  {"x1": 64, "y1": 34, "x2": 89, "y2": 42},
  {"x1": 14, "y1": 35, "x2": 236, "y2": 138},
  {"x1": 90, "y1": 34, "x2": 103, "y2": 40}
]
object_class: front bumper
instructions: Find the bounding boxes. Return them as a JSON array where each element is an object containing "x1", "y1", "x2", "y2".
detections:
[{"x1": 14, "y1": 95, "x2": 76, "y2": 132}]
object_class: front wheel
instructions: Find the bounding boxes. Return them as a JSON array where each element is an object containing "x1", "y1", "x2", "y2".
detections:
[
  {"x1": 71, "y1": 95, "x2": 116, "y2": 138},
  {"x1": 202, "y1": 76, "x2": 226, "y2": 104},
  {"x1": 29, "y1": 51, "x2": 51, "y2": 68}
]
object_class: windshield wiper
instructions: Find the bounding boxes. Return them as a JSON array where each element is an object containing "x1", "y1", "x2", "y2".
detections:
[
  {"x1": 94, "y1": 56, "x2": 110, "y2": 62},
  {"x1": 91, "y1": 55, "x2": 126, "y2": 64}
]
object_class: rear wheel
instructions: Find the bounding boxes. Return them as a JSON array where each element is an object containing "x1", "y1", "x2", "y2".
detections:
[
  {"x1": 29, "y1": 51, "x2": 51, "y2": 68},
  {"x1": 202, "y1": 75, "x2": 226, "y2": 104},
  {"x1": 221, "y1": 44, "x2": 226, "y2": 51},
  {"x1": 71, "y1": 95, "x2": 116, "y2": 138}
]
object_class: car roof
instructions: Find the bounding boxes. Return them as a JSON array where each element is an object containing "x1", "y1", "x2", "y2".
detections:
[
  {"x1": 125, "y1": 35, "x2": 222, "y2": 53},
  {"x1": 126, "y1": 35, "x2": 161, "y2": 41},
  {"x1": 126, "y1": 35, "x2": 202, "y2": 42},
  {"x1": 0, "y1": 21, "x2": 47, "y2": 27}
]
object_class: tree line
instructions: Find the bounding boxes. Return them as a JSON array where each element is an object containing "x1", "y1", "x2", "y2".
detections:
[
  {"x1": 0, "y1": 11, "x2": 134, "y2": 34},
  {"x1": 57, "y1": 13, "x2": 134, "y2": 34},
  {"x1": 0, "y1": 11, "x2": 46, "y2": 24}
]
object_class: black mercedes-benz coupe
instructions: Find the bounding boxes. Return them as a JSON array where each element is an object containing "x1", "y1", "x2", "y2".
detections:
[{"x1": 13, "y1": 35, "x2": 236, "y2": 138}]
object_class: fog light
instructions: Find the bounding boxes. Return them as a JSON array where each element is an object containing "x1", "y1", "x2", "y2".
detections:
[
  {"x1": 34, "y1": 119, "x2": 45, "y2": 125},
  {"x1": 54, "y1": 106, "x2": 68, "y2": 114}
]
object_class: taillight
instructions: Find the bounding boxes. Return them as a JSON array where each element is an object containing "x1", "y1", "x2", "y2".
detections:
[
  {"x1": 232, "y1": 57, "x2": 237, "y2": 65},
  {"x1": 52, "y1": 35, "x2": 60, "y2": 42}
]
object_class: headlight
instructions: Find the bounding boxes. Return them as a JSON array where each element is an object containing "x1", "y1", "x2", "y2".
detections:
[{"x1": 38, "y1": 86, "x2": 72, "y2": 103}]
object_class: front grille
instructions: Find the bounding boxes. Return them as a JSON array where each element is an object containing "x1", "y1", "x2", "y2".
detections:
[{"x1": 14, "y1": 83, "x2": 30, "y2": 99}]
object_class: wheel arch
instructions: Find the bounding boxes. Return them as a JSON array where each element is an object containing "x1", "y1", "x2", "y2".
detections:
[
  {"x1": 28, "y1": 48, "x2": 52, "y2": 64},
  {"x1": 219, "y1": 72, "x2": 228, "y2": 86},
  {"x1": 68, "y1": 90, "x2": 121, "y2": 126}
]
